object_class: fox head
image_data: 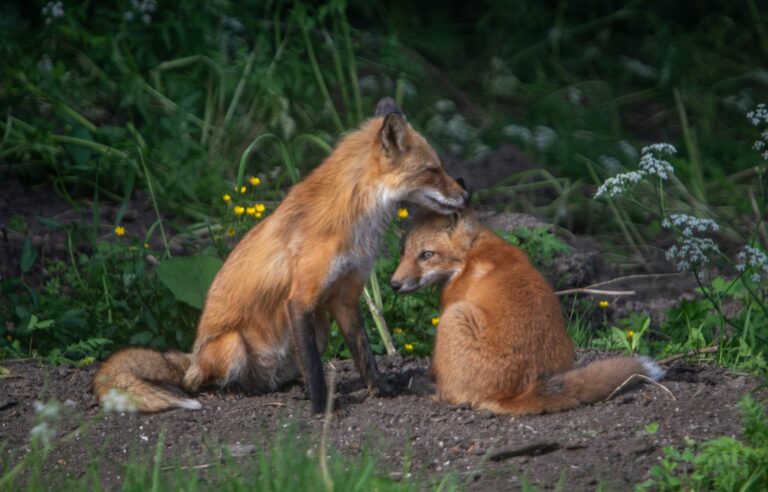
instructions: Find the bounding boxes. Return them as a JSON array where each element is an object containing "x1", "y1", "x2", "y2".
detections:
[
  {"x1": 390, "y1": 210, "x2": 480, "y2": 293},
  {"x1": 373, "y1": 98, "x2": 468, "y2": 214}
]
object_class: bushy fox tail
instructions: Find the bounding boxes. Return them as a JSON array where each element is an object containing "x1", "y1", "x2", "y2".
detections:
[
  {"x1": 480, "y1": 356, "x2": 664, "y2": 415},
  {"x1": 93, "y1": 348, "x2": 202, "y2": 413}
]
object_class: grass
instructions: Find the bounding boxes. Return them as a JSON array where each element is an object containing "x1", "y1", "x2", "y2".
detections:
[{"x1": 0, "y1": 416, "x2": 458, "y2": 492}]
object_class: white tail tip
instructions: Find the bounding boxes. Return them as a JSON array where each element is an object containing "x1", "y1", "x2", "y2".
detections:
[
  {"x1": 638, "y1": 356, "x2": 665, "y2": 381},
  {"x1": 176, "y1": 398, "x2": 203, "y2": 410}
]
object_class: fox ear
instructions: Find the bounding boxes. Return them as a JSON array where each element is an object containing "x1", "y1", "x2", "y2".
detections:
[
  {"x1": 449, "y1": 209, "x2": 478, "y2": 239},
  {"x1": 379, "y1": 113, "x2": 408, "y2": 156},
  {"x1": 374, "y1": 97, "x2": 404, "y2": 118}
]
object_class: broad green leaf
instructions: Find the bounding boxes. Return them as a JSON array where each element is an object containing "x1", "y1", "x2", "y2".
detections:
[{"x1": 156, "y1": 255, "x2": 223, "y2": 309}]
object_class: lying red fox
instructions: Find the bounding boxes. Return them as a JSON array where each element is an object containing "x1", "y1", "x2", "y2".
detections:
[{"x1": 390, "y1": 210, "x2": 663, "y2": 414}]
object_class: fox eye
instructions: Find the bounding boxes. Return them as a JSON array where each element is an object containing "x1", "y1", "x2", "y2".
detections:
[{"x1": 419, "y1": 250, "x2": 434, "y2": 261}]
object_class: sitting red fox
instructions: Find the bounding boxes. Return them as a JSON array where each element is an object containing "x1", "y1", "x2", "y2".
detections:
[
  {"x1": 390, "y1": 210, "x2": 663, "y2": 414},
  {"x1": 93, "y1": 98, "x2": 468, "y2": 413}
]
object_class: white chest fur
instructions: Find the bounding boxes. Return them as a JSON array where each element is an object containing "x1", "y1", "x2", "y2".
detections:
[{"x1": 323, "y1": 187, "x2": 398, "y2": 287}]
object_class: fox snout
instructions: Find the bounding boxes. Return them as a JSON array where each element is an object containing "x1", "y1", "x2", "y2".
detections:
[{"x1": 389, "y1": 276, "x2": 419, "y2": 294}]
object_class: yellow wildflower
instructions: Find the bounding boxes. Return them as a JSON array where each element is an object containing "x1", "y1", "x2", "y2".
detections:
[
  {"x1": 233, "y1": 205, "x2": 245, "y2": 216},
  {"x1": 114, "y1": 225, "x2": 125, "y2": 237},
  {"x1": 255, "y1": 212, "x2": 262, "y2": 219},
  {"x1": 255, "y1": 203, "x2": 266, "y2": 213},
  {"x1": 143, "y1": 242, "x2": 149, "y2": 249},
  {"x1": 394, "y1": 327, "x2": 404, "y2": 335},
  {"x1": 627, "y1": 330, "x2": 635, "y2": 341},
  {"x1": 599, "y1": 300, "x2": 609, "y2": 308},
  {"x1": 227, "y1": 226, "x2": 235, "y2": 237},
  {"x1": 223, "y1": 193, "x2": 232, "y2": 202},
  {"x1": 404, "y1": 343, "x2": 414, "y2": 351},
  {"x1": 431, "y1": 317, "x2": 440, "y2": 326},
  {"x1": 246, "y1": 206, "x2": 256, "y2": 216},
  {"x1": 239, "y1": 185, "x2": 247, "y2": 194},
  {"x1": 249, "y1": 176, "x2": 261, "y2": 186},
  {"x1": 397, "y1": 208, "x2": 409, "y2": 219}
]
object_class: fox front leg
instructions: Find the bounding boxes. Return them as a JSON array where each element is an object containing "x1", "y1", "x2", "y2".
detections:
[
  {"x1": 287, "y1": 301, "x2": 328, "y2": 414},
  {"x1": 327, "y1": 278, "x2": 392, "y2": 396}
]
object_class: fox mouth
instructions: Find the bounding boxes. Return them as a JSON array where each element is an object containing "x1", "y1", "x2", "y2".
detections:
[{"x1": 414, "y1": 190, "x2": 466, "y2": 214}]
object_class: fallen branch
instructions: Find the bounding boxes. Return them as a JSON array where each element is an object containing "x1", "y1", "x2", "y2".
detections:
[
  {"x1": 657, "y1": 345, "x2": 719, "y2": 365},
  {"x1": 605, "y1": 374, "x2": 676, "y2": 402}
]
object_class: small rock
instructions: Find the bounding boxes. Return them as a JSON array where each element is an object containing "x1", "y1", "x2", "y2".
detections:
[{"x1": 223, "y1": 443, "x2": 256, "y2": 458}]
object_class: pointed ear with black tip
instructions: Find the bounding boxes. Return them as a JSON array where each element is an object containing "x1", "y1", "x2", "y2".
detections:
[
  {"x1": 379, "y1": 113, "x2": 408, "y2": 157},
  {"x1": 454, "y1": 176, "x2": 473, "y2": 204},
  {"x1": 374, "y1": 97, "x2": 404, "y2": 118}
]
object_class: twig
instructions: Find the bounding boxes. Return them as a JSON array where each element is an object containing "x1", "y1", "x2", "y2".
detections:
[
  {"x1": 319, "y1": 363, "x2": 336, "y2": 492},
  {"x1": 555, "y1": 288, "x2": 635, "y2": 297},
  {"x1": 163, "y1": 463, "x2": 212, "y2": 471},
  {"x1": 605, "y1": 374, "x2": 676, "y2": 402},
  {"x1": 564, "y1": 272, "x2": 689, "y2": 291},
  {"x1": 657, "y1": 345, "x2": 719, "y2": 365}
]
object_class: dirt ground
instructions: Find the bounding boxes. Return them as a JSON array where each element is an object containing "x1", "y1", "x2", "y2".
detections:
[{"x1": 1, "y1": 352, "x2": 764, "y2": 491}]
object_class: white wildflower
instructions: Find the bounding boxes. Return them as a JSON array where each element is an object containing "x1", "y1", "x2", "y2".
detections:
[
  {"x1": 736, "y1": 245, "x2": 768, "y2": 282},
  {"x1": 665, "y1": 237, "x2": 720, "y2": 272},
  {"x1": 639, "y1": 144, "x2": 676, "y2": 180},
  {"x1": 747, "y1": 103, "x2": 768, "y2": 126},
  {"x1": 642, "y1": 143, "x2": 677, "y2": 156},
  {"x1": 124, "y1": 0, "x2": 157, "y2": 25},
  {"x1": 748, "y1": 104, "x2": 768, "y2": 159},
  {"x1": 100, "y1": 389, "x2": 138, "y2": 413},
  {"x1": 42, "y1": 1, "x2": 64, "y2": 25},
  {"x1": 595, "y1": 141, "x2": 676, "y2": 198},
  {"x1": 594, "y1": 171, "x2": 644, "y2": 198},
  {"x1": 661, "y1": 214, "x2": 719, "y2": 237}
]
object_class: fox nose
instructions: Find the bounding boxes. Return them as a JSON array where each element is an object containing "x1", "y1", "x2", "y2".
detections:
[{"x1": 389, "y1": 279, "x2": 402, "y2": 292}]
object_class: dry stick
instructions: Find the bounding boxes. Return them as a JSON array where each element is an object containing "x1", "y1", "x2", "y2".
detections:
[
  {"x1": 319, "y1": 363, "x2": 336, "y2": 492},
  {"x1": 657, "y1": 345, "x2": 719, "y2": 365},
  {"x1": 555, "y1": 288, "x2": 635, "y2": 297},
  {"x1": 555, "y1": 272, "x2": 692, "y2": 296},
  {"x1": 605, "y1": 374, "x2": 676, "y2": 402}
]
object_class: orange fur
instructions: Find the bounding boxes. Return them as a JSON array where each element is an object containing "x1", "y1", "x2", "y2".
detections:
[
  {"x1": 93, "y1": 100, "x2": 468, "y2": 412},
  {"x1": 391, "y1": 211, "x2": 663, "y2": 414}
]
